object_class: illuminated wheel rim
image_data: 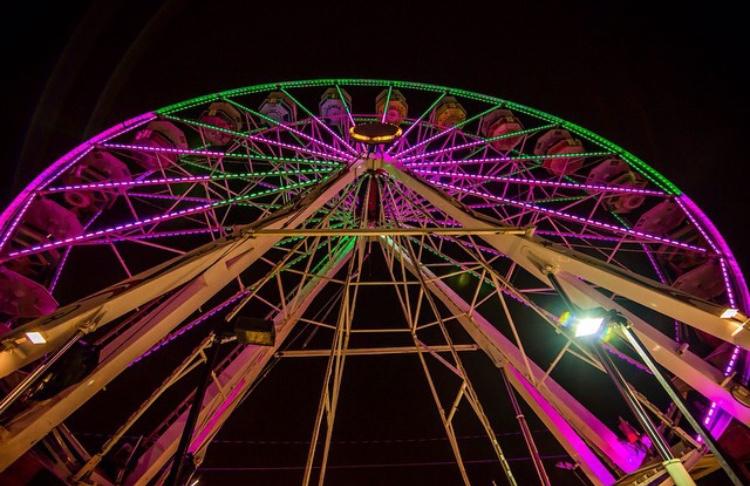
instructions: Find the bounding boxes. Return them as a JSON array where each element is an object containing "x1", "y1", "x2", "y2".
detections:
[{"x1": 0, "y1": 79, "x2": 747, "y2": 484}]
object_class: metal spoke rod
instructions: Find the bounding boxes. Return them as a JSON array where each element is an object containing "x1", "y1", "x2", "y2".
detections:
[
  {"x1": 165, "y1": 333, "x2": 223, "y2": 486},
  {"x1": 592, "y1": 344, "x2": 696, "y2": 486},
  {"x1": 619, "y1": 324, "x2": 745, "y2": 486},
  {"x1": 0, "y1": 330, "x2": 84, "y2": 418},
  {"x1": 248, "y1": 227, "x2": 531, "y2": 237}
]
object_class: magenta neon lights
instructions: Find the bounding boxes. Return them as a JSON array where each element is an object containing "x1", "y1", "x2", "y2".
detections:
[
  {"x1": 412, "y1": 169, "x2": 665, "y2": 196},
  {"x1": 429, "y1": 180, "x2": 708, "y2": 252}
]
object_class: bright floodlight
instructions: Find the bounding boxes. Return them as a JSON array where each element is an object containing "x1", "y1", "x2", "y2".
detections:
[
  {"x1": 25, "y1": 331, "x2": 47, "y2": 344},
  {"x1": 721, "y1": 308, "x2": 739, "y2": 319},
  {"x1": 573, "y1": 316, "x2": 605, "y2": 337}
]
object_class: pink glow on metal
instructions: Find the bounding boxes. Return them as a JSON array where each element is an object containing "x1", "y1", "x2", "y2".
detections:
[
  {"x1": 505, "y1": 366, "x2": 619, "y2": 483},
  {"x1": 0, "y1": 113, "x2": 156, "y2": 251},
  {"x1": 405, "y1": 152, "x2": 607, "y2": 168},
  {"x1": 6, "y1": 201, "x2": 218, "y2": 259},
  {"x1": 102, "y1": 142, "x2": 228, "y2": 158},
  {"x1": 398, "y1": 138, "x2": 496, "y2": 162},
  {"x1": 412, "y1": 169, "x2": 665, "y2": 195},
  {"x1": 395, "y1": 125, "x2": 460, "y2": 158},
  {"x1": 244, "y1": 133, "x2": 354, "y2": 163},
  {"x1": 429, "y1": 180, "x2": 708, "y2": 252},
  {"x1": 675, "y1": 195, "x2": 749, "y2": 438},
  {"x1": 46, "y1": 175, "x2": 214, "y2": 192},
  {"x1": 188, "y1": 376, "x2": 247, "y2": 454},
  {"x1": 127, "y1": 192, "x2": 215, "y2": 204},
  {"x1": 133, "y1": 287, "x2": 246, "y2": 365},
  {"x1": 260, "y1": 116, "x2": 355, "y2": 160}
]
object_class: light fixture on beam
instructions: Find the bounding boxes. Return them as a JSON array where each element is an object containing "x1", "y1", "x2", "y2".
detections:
[
  {"x1": 558, "y1": 309, "x2": 622, "y2": 339},
  {"x1": 721, "y1": 308, "x2": 740, "y2": 319},
  {"x1": 231, "y1": 316, "x2": 275, "y2": 346},
  {"x1": 25, "y1": 331, "x2": 47, "y2": 345}
]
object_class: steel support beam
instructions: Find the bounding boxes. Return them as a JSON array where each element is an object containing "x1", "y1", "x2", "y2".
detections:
[
  {"x1": 123, "y1": 237, "x2": 354, "y2": 486},
  {"x1": 557, "y1": 271, "x2": 750, "y2": 426},
  {"x1": 0, "y1": 163, "x2": 364, "y2": 378},
  {"x1": 386, "y1": 164, "x2": 750, "y2": 351},
  {"x1": 249, "y1": 227, "x2": 529, "y2": 237},
  {"x1": 386, "y1": 237, "x2": 623, "y2": 484},
  {"x1": 276, "y1": 344, "x2": 479, "y2": 357},
  {"x1": 0, "y1": 162, "x2": 365, "y2": 472}
]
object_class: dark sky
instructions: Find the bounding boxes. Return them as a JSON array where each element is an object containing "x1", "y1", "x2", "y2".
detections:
[{"x1": 2, "y1": 2, "x2": 749, "y2": 484}]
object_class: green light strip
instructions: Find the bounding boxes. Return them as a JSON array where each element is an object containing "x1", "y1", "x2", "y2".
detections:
[{"x1": 154, "y1": 79, "x2": 682, "y2": 195}]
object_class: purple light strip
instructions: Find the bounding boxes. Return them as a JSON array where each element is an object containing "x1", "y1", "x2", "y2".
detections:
[
  {"x1": 253, "y1": 117, "x2": 354, "y2": 160},
  {"x1": 45, "y1": 175, "x2": 214, "y2": 192},
  {"x1": 676, "y1": 196, "x2": 749, "y2": 438},
  {"x1": 127, "y1": 192, "x2": 216, "y2": 204},
  {"x1": 0, "y1": 113, "x2": 156, "y2": 252},
  {"x1": 404, "y1": 152, "x2": 610, "y2": 168},
  {"x1": 131, "y1": 288, "x2": 248, "y2": 365},
  {"x1": 429, "y1": 180, "x2": 708, "y2": 252},
  {"x1": 397, "y1": 126, "x2": 552, "y2": 163},
  {"x1": 102, "y1": 143, "x2": 229, "y2": 158},
  {"x1": 395, "y1": 124, "x2": 461, "y2": 158},
  {"x1": 110, "y1": 227, "x2": 221, "y2": 242},
  {"x1": 412, "y1": 169, "x2": 665, "y2": 195},
  {"x1": 398, "y1": 138, "x2": 497, "y2": 162},
  {"x1": 102, "y1": 141, "x2": 352, "y2": 164},
  {"x1": 246, "y1": 132, "x2": 355, "y2": 163},
  {"x1": 385, "y1": 93, "x2": 448, "y2": 155},
  {"x1": 674, "y1": 197, "x2": 736, "y2": 306},
  {"x1": 4, "y1": 179, "x2": 314, "y2": 260}
]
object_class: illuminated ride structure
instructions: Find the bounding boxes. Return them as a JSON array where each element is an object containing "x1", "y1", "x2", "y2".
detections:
[{"x1": 0, "y1": 79, "x2": 749, "y2": 485}]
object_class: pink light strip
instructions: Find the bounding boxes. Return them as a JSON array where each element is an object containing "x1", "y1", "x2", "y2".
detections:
[
  {"x1": 102, "y1": 141, "x2": 352, "y2": 164},
  {"x1": 245, "y1": 133, "x2": 355, "y2": 163},
  {"x1": 429, "y1": 180, "x2": 708, "y2": 252},
  {"x1": 677, "y1": 196, "x2": 749, "y2": 439},
  {"x1": 188, "y1": 376, "x2": 247, "y2": 454},
  {"x1": 405, "y1": 152, "x2": 611, "y2": 167},
  {"x1": 132, "y1": 287, "x2": 247, "y2": 365},
  {"x1": 45, "y1": 175, "x2": 213, "y2": 192},
  {"x1": 4, "y1": 180, "x2": 315, "y2": 260},
  {"x1": 252, "y1": 117, "x2": 354, "y2": 160},
  {"x1": 0, "y1": 113, "x2": 156, "y2": 251},
  {"x1": 395, "y1": 124, "x2": 461, "y2": 157},
  {"x1": 412, "y1": 169, "x2": 665, "y2": 195}
]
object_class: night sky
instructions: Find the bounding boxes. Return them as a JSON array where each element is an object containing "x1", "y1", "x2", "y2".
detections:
[{"x1": 2, "y1": 2, "x2": 749, "y2": 485}]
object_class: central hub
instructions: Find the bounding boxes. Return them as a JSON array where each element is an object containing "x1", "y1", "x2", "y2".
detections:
[{"x1": 349, "y1": 122, "x2": 402, "y2": 145}]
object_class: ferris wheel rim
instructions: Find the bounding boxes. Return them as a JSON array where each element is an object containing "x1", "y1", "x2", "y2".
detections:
[{"x1": 2, "y1": 78, "x2": 745, "y2": 308}]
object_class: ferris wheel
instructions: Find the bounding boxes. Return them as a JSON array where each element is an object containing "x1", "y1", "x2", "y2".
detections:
[{"x1": 0, "y1": 79, "x2": 748, "y2": 485}]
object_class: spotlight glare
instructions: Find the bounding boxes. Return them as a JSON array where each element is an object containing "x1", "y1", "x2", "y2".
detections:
[
  {"x1": 573, "y1": 316, "x2": 605, "y2": 337},
  {"x1": 25, "y1": 331, "x2": 47, "y2": 344},
  {"x1": 721, "y1": 308, "x2": 739, "y2": 319}
]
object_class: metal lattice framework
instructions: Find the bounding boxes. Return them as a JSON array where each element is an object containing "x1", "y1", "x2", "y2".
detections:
[{"x1": 0, "y1": 79, "x2": 748, "y2": 485}]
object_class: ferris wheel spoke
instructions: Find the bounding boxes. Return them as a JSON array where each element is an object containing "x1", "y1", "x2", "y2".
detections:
[
  {"x1": 385, "y1": 91, "x2": 447, "y2": 155},
  {"x1": 221, "y1": 97, "x2": 356, "y2": 160},
  {"x1": 390, "y1": 164, "x2": 750, "y2": 350},
  {"x1": 397, "y1": 123, "x2": 557, "y2": 163},
  {"x1": 127, "y1": 235, "x2": 355, "y2": 486},
  {"x1": 409, "y1": 168, "x2": 665, "y2": 198},
  {"x1": 383, "y1": 234, "x2": 628, "y2": 481},
  {"x1": 427, "y1": 179, "x2": 710, "y2": 253},
  {"x1": 557, "y1": 272, "x2": 750, "y2": 426},
  {"x1": 2, "y1": 183, "x2": 309, "y2": 261},
  {"x1": 277, "y1": 88, "x2": 359, "y2": 156},
  {"x1": 393, "y1": 103, "x2": 502, "y2": 159}
]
